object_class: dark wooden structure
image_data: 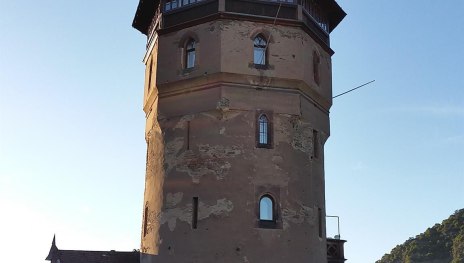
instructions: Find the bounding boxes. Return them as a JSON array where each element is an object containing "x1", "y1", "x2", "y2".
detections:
[
  {"x1": 327, "y1": 238, "x2": 347, "y2": 263},
  {"x1": 133, "y1": 0, "x2": 345, "y2": 53}
]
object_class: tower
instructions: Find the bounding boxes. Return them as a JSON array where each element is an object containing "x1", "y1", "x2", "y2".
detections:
[{"x1": 132, "y1": 0, "x2": 345, "y2": 262}]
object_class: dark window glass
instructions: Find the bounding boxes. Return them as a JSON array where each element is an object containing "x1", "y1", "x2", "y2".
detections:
[
  {"x1": 318, "y1": 207, "x2": 322, "y2": 238},
  {"x1": 143, "y1": 206, "x2": 149, "y2": 236},
  {"x1": 313, "y1": 129, "x2": 319, "y2": 158},
  {"x1": 192, "y1": 197, "x2": 198, "y2": 229},
  {"x1": 313, "y1": 51, "x2": 320, "y2": 85},
  {"x1": 147, "y1": 59, "x2": 153, "y2": 92}
]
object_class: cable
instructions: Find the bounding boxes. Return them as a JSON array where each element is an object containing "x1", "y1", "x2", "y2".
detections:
[
  {"x1": 332, "y1": 80, "x2": 375, "y2": 99},
  {"x1": 257, "y1": 2, "x2": 283, "y2": 65}
]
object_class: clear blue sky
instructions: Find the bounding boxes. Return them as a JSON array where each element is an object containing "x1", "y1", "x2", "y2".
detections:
[{"x1": 0, "y1": 1, "x2": 462, "y2": 262}]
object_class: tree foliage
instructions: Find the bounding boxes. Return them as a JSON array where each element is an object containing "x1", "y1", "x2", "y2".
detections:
[{"x1": 377, "y1": 209, "x2": 464, "y2": 263}]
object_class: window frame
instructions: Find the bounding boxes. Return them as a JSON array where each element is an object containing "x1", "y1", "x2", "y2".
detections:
[
  {"x1": 256, "y1": 111, "x2": 273, "y2": 149},
  {"x1": 255, "y1": 186, "x2": 282, "y2": 229},
  {"x1": 253, "y1": 34, "x2": 268, "y2": 67},
  {"x1": 185, "y1": 39, "x2": 196, "y2": 69},
  {"x1": 259, "y1": 195, "x2": 275, "y2": 222}
]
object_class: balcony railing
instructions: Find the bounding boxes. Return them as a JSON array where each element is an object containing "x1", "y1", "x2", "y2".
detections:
[
  {"x1": 299, "y1": 0, "x2": 329, "y2": 32},
  {"x1": 165, "y1": 0, "x2": 206, "y2": 12},
  {"x1": 165, "y1": 0, "x2": 296, "y2": 11},
  {"x1": 162, "y1": 0, "x2": 328, "y2": 33}
]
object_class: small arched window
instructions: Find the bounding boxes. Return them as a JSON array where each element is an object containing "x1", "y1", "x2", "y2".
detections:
[
  {"x1": 253, "y1": 35, "x2": 267, "y2": 65},
  {"x1": 259, "y1": 195, "x2": 274, "y2": 221},
  {"x1": 185, "y1": 39, "x2": 196, "y2": 69},
  {"x1": 258, "y1": 114, "x2": 269, "y2": 146}
]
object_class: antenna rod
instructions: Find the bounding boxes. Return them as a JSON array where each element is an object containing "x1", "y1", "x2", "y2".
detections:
[{"x1": 333, "y1": 80, "x2": 375, "y2": 99}]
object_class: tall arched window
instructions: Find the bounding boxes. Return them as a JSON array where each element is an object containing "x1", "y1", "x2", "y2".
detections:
[
  {"x1": 258, "y1": 114, "x2": 269, "y2": 146},
  {"x1": 185, "y1": 39, "x2": 196, "y2": 69},
  {"x1": 253, "y1": 35, "x2": 267, "y2": 65},
  {"x1": 259, "y1": 195, "x2": 274, "y2": 221}
]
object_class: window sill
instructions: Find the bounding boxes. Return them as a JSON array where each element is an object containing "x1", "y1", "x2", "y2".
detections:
[
  {"x1": 181, "y1": 66, "x2": 197, "y2": 75},
  {"x1": 258, "y1": 220, "x2": 278, "y2": 229},
  {"x1": 253, "y1": 63, "x2": 269, "y2": 70},
  {"x1": 257, "y1": 143, "x2": 272, "y2": 149}
]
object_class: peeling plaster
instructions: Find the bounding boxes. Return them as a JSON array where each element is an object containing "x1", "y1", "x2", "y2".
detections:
[
  {"x1": 166, "y1": 192, "x2": 183, "y2": 208},
  {"x1": 160, "y1": 198, "x2": 234, "y2": 231},
  {"x1": 163, "y1": 111, "x2": 244, "y2": 183},
  {"x1": 290, "y1": 117, "x2": 313, "y2": 154},
  {"x1": 145, "y1": 209, "x2": 158, "y2": 236},
  {"x1": 282, "y1": 204, "x2": 316, "y2": 230},
  {"x1": 273, "y1": 114, "x2": 292, "y2": 146},
  {"x1": 173, "y1": 114, "x2": 194, "y2": 129},
  {"x1": 271, "y1": 155, "x2": 284, "y2": 171},
  {"x1": 177, "y1": 144, "x2": 242, "y2": 182},
  {"x1": 164, "y1": 137, "x2": 185, "y2": 173},
  {"x1": 274, "y1": 115, "x2": 316, "y2": 154},
  {"x1": 221, "y1": 111, "x2": 242, "y2": 121},
  {"x1": 217, "y1": 97, "x2": 230, "y2": 111}
]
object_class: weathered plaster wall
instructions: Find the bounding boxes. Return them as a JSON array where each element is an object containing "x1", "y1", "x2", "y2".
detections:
[
  {"x1": 141, "y1": 18, "x2": 332, "y2": 263},
  {"x1": 219, "y1": 20, "x2": 332, "y2": 101},
  {"x1": 156, "y1": 20, "x2": 333, "y2": 111}
]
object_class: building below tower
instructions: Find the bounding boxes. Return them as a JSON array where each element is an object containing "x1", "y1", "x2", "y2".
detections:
[{"x1": 45, "y1": 236, "x2": 139, "y2": 263}]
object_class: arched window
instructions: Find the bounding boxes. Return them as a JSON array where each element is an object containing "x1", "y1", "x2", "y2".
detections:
[
  {"x1": 185, "y1": 39, "x2": 196, "y2": 69},
  {"x1": 253, "y1": 35, "x2": 267, "y2": 65},
  {"x1": 259, "y1": 195, "x2": 274, "y2": 221},
  {"x1": 258, "y1": 114, "x2": 269, "y2": 146}
]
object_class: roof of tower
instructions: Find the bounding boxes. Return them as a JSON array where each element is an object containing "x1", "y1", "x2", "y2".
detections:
[
  {"x1": 132, "y1": 0, "x2": 345, "y2": 35},
  {"x1": 133, "y1": 0, "x2": 159, "y2": 35},
  {"x1": 45, "y1": 235, "x2": 58, "y2": 261}
]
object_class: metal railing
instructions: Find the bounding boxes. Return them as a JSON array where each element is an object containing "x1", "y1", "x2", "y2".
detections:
[
  {"x1": 164, "y1": 0, "x2": 206, "y2": 12},
  {"x1": 299, "y1": 0, "x2": 329, "y2": 32},
  {"x1": 161, "y1": 0, "x2": 328, "y2": 34}
]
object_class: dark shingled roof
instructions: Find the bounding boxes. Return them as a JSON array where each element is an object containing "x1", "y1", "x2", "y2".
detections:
[
  {"x1": 46, "y1": 236, "x2": 139, "y2": 263},
  {"x1": 132, "y1": 0, "x2": 159, "y2": 35},
  {"x1": 132, "y1": 0, "x2": 345, "y2": 35},
  {"x1": 52, "y1": 250, "x2": 139, "y2": 263}
]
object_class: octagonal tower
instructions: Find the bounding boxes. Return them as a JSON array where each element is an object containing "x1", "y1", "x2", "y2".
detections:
[{"x1": 133, "y1": 1, "x2": 345, "y2": 262}]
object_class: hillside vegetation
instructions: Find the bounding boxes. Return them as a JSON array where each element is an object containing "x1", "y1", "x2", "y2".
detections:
[{"x1": 376, "y1": 209, "x2": 464, "y2": 263}]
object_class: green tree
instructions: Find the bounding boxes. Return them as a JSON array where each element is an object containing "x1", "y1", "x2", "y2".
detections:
[
  {"x1": 377, "y1": 209, "x2": 464, "y2": 263},
  {"x1": 452, "y1": 232, "x2": 464, "y2": 263}
]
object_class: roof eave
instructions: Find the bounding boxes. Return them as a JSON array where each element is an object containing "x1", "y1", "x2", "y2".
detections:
[
  {"x1": 132, "y1": 0, "x2": 159, "y2": 35},
  {"x1": 327, "y1": 0, "x2": 346, "y2": 33}
]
